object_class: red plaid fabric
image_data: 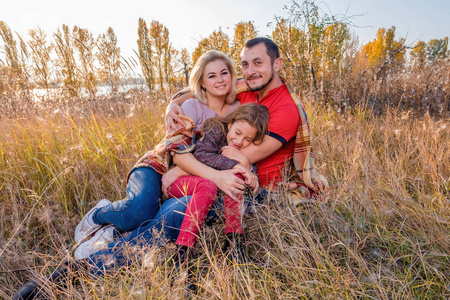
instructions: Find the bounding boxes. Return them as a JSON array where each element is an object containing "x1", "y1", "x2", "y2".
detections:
[{"x1": 127, "y1": 115, "x2": 203, "y2": 182}]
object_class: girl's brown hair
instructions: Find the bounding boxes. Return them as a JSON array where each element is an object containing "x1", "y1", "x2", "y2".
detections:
[{"x1": 201, "y1": 103, "x2": 269, "y2": 145}]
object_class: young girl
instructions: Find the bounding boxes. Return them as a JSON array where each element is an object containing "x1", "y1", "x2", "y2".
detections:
[{"x1": 167, "y1": 103, "x2": 269, "y2": 259}]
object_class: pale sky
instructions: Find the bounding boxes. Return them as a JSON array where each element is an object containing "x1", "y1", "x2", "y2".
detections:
[{"x1": 1, "y1": 0, "x2": 449, "y2": 61}]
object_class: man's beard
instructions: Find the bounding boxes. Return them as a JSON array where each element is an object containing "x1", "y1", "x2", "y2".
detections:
[{"x1": 247, "y1": 70, "x2": 274, "y2": 92}]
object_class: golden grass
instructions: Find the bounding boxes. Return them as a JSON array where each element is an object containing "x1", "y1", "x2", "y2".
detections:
[{"x1": 0, "y1": 94, "x2": 448, "y2": 299}]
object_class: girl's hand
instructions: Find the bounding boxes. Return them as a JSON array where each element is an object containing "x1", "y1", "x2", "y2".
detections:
[
  {"x1": 221, "y1": 146, "x2": 250, "y2": 169},
  {"x1": 232, "y1": 164, "x2": 259, "y2": 193}
]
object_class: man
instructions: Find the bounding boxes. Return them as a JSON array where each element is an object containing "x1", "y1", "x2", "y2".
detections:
[{"x1": 165, "y1": 37, "x2": 301, "y2": 194}]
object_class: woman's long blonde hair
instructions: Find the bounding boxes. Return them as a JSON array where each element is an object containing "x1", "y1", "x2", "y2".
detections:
[
  {"x1": 189, "y1": 50, "x2": 237, "y2": 105},
  {"x1": 201, "y1": 103, "x2": 270, "y2": 145}
]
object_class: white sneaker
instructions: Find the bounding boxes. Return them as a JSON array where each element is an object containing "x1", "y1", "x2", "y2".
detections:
[
  {"x1": 74, "y1": 225, "x2": 115, "y2": 260},
  {"x1": 74, "y1": 199, "x2": 112, "y2": 243},
  {"x1": 73, "y1": 225, "x2": 114, "y2": 260}
]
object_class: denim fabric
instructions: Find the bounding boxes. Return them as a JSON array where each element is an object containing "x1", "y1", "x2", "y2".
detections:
[
  {"x1": 92, "y1": 167, "x2": 162, "y2": 232},
  {"x1": 86, "y1": 195, "x2": 191, "y2": 275}
]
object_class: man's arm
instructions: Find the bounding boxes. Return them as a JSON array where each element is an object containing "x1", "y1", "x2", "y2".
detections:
[{"x1": 240, "y1": 135, "x2": 284, "y2": 164}]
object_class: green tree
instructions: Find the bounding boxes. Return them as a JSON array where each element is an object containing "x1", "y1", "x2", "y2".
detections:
[
  {"x1": 97, "y1": 27, "x2": 121, "y2": 93},
  {"x1": 426, "y1": 38, "x2": 448, "y2": 62}
]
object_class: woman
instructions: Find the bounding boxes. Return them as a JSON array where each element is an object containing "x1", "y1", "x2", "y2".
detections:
[
  {"x1": 73, "y1": 50, "x2": 242, "y2": 257},
  {"x1": 14, "y1": 50, "x2": 254, "y2": 299}
]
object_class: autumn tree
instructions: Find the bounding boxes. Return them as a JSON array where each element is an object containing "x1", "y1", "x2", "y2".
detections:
[
  {"x1": 321, "y1": 22, "x2": 350, "y2": 76},
  {"x1": 73, "y1": 26, "x2": 97, "y2": 97},
  {"x1": 272, "y1": 18, "x2": 309, "y2": 90},
  {"x1": 178, "y1": 48, "x2": 192, "y2": 85},
  {"x1": 16, "y1": 34, "x2": 32, "y2": 95},
  {"x1": 149, "y1": 20, "x2": 176, "y2": 94},
  {"x1": 192, "y1": 29, "x2": 230, "y2": 64},
  {"x1": 137, "y1": 18, "x2": 154, "y2": 91},
  {"x1": 283, "y1": 0, "x2": 330, "y2": 89},
  {"x1": 54, "y1": 24, "x2": 80, "y2": 97},
  {"x1": 0, "y1": 21, "x2": 24, "y2": 92},
  {"x1": 97, "y1": 27, "x2": 121, "y2": 93},
  {"x1": 359, "y1": 26, "x2": 406, "y2": 78},
  {"x1": 28, "y1": 28, "x2": 53, "y2": 94},
  {"x1": 232, "y1": 21, "x2": 257, "y2": 73},
  {"x1": 410, "y1": 41, "x2": 426, "y2": 69}
]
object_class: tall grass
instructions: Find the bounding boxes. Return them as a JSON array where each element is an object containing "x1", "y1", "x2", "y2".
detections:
[{"x1": 0, "y1": 93, "x2": 448, "y2": 299}]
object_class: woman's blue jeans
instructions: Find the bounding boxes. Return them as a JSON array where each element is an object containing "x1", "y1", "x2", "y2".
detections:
[
  {"x1": 86, "y1": 195, "x2": 190, "y2": 275},
  {"x1": 92, "y1": 167, "x2": 163, "y2": 232},
  {"x1": 84, "y1": 167, "x2": 190, "y2": 274}
]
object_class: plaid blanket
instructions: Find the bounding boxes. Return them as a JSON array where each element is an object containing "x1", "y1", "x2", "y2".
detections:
[
  {"x1": 127, "y1": 115, "x2": 203, "y2": 182},
  {"x1": 282, "y1": 80, "x2": 329, "y2": 204}
]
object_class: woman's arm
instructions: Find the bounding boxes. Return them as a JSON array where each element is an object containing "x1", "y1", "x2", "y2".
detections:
[{"x1": 170, "y1": 153, "x2": 246, "y2": 200}]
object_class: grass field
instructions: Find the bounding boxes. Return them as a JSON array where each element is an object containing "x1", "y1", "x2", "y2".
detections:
[{"x1": 0, "y1": 93, "x2": 449, "y2": 299}]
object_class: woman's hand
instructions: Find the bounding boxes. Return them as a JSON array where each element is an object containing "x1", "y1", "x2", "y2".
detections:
[
  {"x1": 161, "y1": 166, "x2": 189, "y2": 197},
  {"x1": 165, "y1": 104, "x2": 185, "y2": 133},
  {"x1": 211, "y1": 169, "x2": 246, "y2": 200},
  {"x1": 221, "y1": 146, "x2": 250, "y2": 169},
  {"x1": 232, "y1": 164, "x2": 259, "y2": 193}
]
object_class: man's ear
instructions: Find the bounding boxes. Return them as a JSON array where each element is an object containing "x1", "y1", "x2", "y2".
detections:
[{"x1": 273, "y1": 57, "x2": 283, "y2": 73}]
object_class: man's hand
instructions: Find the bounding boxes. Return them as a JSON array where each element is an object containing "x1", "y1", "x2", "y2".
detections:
[
  {"x1": 233, "y1": 164, "x2": 259, "y2": 193},
  {"x1": 161, "y1": 166, "x2": 189, "y2": 197},
  {"x1": 165, "y1": 104, "x2": 185, "y2": 132},
  {"x1": 221, "y1": 146, "x2": 250, "y2": 169}
]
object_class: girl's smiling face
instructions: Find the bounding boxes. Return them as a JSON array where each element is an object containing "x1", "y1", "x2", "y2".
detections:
[{"x1": 227, "y1": 120, "x2": 257, "y2": 150}]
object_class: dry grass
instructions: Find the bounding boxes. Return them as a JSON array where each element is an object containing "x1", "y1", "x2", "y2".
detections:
[{"x1": 0, "y1": 92, "x2": 449, "y2": 299}]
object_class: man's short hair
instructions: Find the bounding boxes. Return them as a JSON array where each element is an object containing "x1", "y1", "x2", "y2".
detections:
[{"x1": 244, "y1": 37, "x2": 280, "y2": 64}]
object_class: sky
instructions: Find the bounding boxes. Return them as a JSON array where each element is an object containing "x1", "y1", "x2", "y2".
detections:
[{"x1": 1, "y1": 0, "x2": 449, "y2": 61}]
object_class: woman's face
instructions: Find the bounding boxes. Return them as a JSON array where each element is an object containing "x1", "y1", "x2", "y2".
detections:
[
  {"x1": 202, "y1": 59, "x2": 232, "y2": 101},
  {"x1": 227, "y1": 120, "x2": 257, "y2": 150}
]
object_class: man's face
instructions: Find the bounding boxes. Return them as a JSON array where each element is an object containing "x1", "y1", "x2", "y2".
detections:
[{"x1": 240, "y1": 43, "x2": 276, "y2": 92}]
